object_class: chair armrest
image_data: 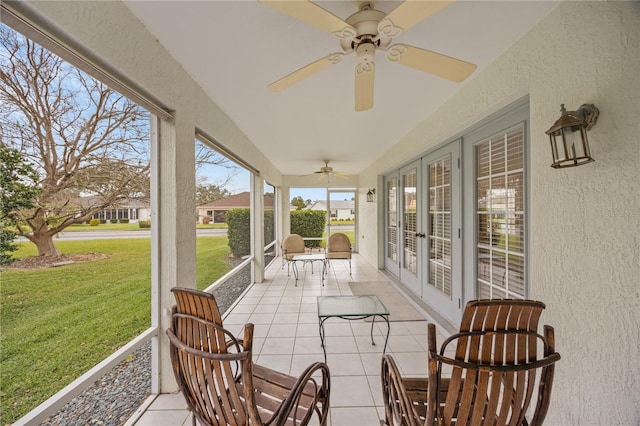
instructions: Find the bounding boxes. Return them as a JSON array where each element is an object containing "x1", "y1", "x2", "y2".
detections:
[
  {"x1": 381, "y1": 354, "x2": 423, "y2": 426},
  {"x1": 253, "y1": 361, "x2": 331, "y2": 425}
]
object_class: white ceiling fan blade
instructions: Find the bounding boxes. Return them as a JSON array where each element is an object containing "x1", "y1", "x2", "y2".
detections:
[
  {"x1": 268, "y1": 53, "x2": 344, "y2": 92},
  {"x1": 355, "y1": 62, "x2": 375, "y2": 112},
  {"x1": 386, "y1": 44, "x2": 476, "y2": 82},
  {"x1": 378, "y1": 1, "x2": 453, "y2": 38},
  {"x1": 259, "y1": 0, "x2": 356, "y2": 39}
]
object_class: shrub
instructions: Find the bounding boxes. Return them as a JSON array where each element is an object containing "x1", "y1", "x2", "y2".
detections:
[
  {"x1": 291, "y1": 210, "x2": 326, "y2": 248},
  {"x1": 202, "y1": 216, "x2": 211, "y2": 224},
  {"x1": 119, "y1": 218, "x2": 129, "y2": 224},
  {"x1": 226, "y1": 208, "x2": 250, "y2": 258},
  {"x1": 263, "y1": 209, "x2": 275, "y2": 244},
  {"x1": 0, "y1": 223, "x2": 17, "y2": 265},
  {"x1": 100, "y1": 219, "x2": 107, "y2": 224},
  {"x1": 138, "y1": 220, "x2": 151, "y2": 229},
  {"x1": 89, "y1": 219, "x2": 100, "y2": 226}
]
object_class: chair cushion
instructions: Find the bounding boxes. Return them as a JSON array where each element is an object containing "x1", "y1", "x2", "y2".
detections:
[{"x1": 326, "y1": 251, "x2": 351, "y2": 259}]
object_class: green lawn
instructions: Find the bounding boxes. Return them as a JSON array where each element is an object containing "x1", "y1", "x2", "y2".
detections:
[
  {"x1": 0, "y1": 236, "x2": 231, "y2": 423},
  {"x1": 60, "y1": 222, "x2": 227, "y2": 231}
]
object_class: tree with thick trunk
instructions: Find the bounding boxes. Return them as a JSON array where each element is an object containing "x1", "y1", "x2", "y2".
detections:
[{"x1": 0, "y1": 25, "x2": 149, "y2": 256}]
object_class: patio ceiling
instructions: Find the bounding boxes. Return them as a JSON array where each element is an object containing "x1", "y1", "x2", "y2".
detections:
[{"x1": 123, "y1": 1, "x2": 558, "y2": 177}]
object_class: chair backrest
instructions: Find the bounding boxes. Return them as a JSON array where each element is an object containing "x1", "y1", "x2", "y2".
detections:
[
  {"x1": 426, "y1": 299, "x2": 560, "y2": 426},
  {"x1": 167, "y1": 311, "x2": 260, "y2": 426},
  {"x1": 171, "y1": 287, "x2": 222, "y2": 325},
  {"x1": 282, "y1": 234, "x2": 305, "y2": 255},
  {"x1": 327, "y1": 233, "x2": 351, "y2": 254}
]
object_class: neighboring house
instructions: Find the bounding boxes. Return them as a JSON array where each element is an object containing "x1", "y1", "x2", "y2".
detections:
[
  {"x1": 308, "y1": 200, "x2": 354, "y2": 220},
  {"x1": 197, "y1": 192, "x2": 275, "y2": 224},
  {"x1": 82, "y1": 196, "x2": 150, "y2": 223}
]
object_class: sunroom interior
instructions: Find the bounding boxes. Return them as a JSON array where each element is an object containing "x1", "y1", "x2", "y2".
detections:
[{"x1": 2, "y1": 1, "x2": 638, "y2": 425}]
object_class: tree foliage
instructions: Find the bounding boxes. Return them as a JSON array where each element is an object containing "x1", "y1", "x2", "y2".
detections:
[
  {"x1": 196, "y1": 183, "x2": 230, "y2": 206},
  {"x1": 0, "y1": 25, "x2": 150, "y2": 256},
  {"x1": 291, "y1": 196, "x2": 311, "y2": 210},
  {"x1": 0, "y1": 144, "x2": 41, "y2": 263}
]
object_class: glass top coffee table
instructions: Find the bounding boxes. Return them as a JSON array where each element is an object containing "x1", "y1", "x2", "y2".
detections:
[{"x1": 317, "y1": 295, "x2": 390, "y2": 362}]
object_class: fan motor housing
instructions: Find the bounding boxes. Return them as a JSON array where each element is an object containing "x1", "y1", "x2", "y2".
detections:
[{"x1": 340, "y1": 8, "x2": 390, "y2": 52}]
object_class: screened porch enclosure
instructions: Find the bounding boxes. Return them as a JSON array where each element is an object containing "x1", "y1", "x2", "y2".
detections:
[{"x1": 2, "y1": 1, "x2": 638, "y2": 425}]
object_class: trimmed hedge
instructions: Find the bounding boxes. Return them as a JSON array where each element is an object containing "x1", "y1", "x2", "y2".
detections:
[
  {"x1": 264, "y1": 209, "x2": 275, "y2": 245},
  {"x1": 291, "y1": 210, "x2": 326, "y2": 248},
  {"x1": 89, "y1": 219, "x2": 100, "y2": 226},
  {"x1": 226, "y1": 208, "x2": 250, "y2": 258},
  {"x1": 138, "y1": 220, "x2": 151, "y2": 229}
]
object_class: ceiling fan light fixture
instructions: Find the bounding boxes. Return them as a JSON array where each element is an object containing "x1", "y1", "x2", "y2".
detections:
[{"x1": 356, "y1": 42, "x2": 375, "y2": 65}]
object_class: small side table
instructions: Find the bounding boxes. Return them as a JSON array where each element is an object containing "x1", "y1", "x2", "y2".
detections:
[
  {"x1": 317, "y1": 295, "x2": 390, "y2": 362},
  {"x1": 291, "y1": 254, "x2": 327, "y2": 286}
]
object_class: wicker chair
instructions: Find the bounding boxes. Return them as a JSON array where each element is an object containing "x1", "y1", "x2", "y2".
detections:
[
  {"x1": 281, "y1": 234, "x2": 306, "y2": 276},
  {"x1": 381, "y1": 299, "x2": 561, "y2": 426},
  {"x1": 167, "y1": 288, "x2": 331, "y2": 426},
  {"x1": 326, "y1": 233, "x2": 352, "y2": 275}
]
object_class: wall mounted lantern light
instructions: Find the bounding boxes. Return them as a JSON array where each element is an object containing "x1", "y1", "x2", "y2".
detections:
[
  {"x1": 366, "y1": 188, "x2": 376, "y2": 203},
  {"x1": 545, "y1": 103, "x2": 599, "y2": 168}
]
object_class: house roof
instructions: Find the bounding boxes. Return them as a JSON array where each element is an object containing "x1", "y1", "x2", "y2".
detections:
[
  {"x1": 76, "y1": 195, "x2": 149, "y2": 209},
  {"x1": 197, "y1": 192, "x2": 275, "y2": 209}
]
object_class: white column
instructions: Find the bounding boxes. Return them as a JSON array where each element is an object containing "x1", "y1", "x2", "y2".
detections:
[
  {"x1": 253, "y1": 174, "x2": 265, "y2": 283},
  {"x1": 151, "y1": 114, "x2": 197, "y2": 393}
]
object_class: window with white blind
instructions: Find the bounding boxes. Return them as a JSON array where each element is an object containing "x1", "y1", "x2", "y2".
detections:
[
  {"x1": 428, "y1": 157, "x2": 452, "y2": 297},
  {"x1": 386, "y1": 178, "x2": 398, "y2": 263},
  {"x1": 476, "y1": 126, "x2": 526, "y2": 299}
]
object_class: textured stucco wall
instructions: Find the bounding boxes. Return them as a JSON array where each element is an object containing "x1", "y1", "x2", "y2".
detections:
[{"x1": 359, "y1": 2, "x2": 639, "y2": 424}]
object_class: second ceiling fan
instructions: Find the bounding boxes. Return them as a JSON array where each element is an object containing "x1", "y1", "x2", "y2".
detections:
[{"x1": 260, "y1": 0, "x2": 477, "y2": 112}]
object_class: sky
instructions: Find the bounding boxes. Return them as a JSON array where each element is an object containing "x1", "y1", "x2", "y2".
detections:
[
  {"x1": 198, "y1": 162, "x2": 354, "y2": 203},
  {"x1": 196, "y1": 141, "x2": 355, "y2": 202}
]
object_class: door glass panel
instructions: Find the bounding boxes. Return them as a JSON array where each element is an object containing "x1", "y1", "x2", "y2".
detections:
[
  {"x1": 386, "y1": 179, "x2": 397, "y2": 262},
  {"x1": 476, "y1": 127, "x2": 526, "y2": 299},
  {"x1": 403, "y1": 171, "x2": 417, "y2": 274},
  {"x1": 428, "y1": 157, "x2": 452, "y2": 297}
]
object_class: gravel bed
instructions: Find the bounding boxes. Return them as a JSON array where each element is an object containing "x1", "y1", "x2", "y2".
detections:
[{"x1": 40, "y1": 264, "x2": 252, "y2": 426}]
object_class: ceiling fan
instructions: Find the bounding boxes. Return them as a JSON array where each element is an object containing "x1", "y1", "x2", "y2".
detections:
[
  {"x1": 260, "y1": 0, "x2": 477, "y2": 112},
  {"x1": 312, "y1": 160, "x2": 350, "y2": 181}
]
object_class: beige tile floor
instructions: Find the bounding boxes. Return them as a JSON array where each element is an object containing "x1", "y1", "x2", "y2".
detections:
[{"x1": 131, "y1": 254, "x2": 450, "y2": 426}]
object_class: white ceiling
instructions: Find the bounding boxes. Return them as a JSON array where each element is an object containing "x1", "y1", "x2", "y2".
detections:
[{"x1": 123, "y1": 1, "x2": 557, "y2": 177}]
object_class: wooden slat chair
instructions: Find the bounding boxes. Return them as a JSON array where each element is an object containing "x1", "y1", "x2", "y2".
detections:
[
  {"x1": 168, "y1": 288, "x2": 331, "y2": 425},
  {"x1": 326, "y1": 233, "x2": 352, "y2": 275},
  {"x1": 281, "y1": 234, "x2": 306, "y2": 276},
  {"x1": 381, "y1": 299, "x2": 561, "y2": 426}
]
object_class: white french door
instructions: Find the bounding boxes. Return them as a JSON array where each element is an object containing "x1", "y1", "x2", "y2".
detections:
[
  {"x1": 382, "y1": 100, "x2": 529, "y2": 326},
  {"x1": 383, "y1": 175, "x2": 400, "y2": 276},
  {"x1": 399, "y1": 161, "x2": 421, "y2": 295},
  {"x1": 422, "y1": 142, "x2": 461, "y2": 322}
]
